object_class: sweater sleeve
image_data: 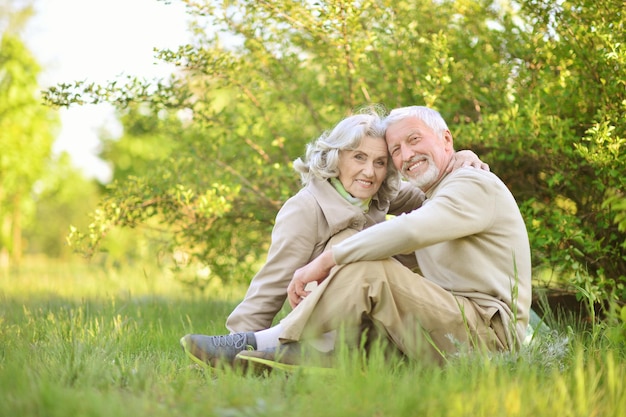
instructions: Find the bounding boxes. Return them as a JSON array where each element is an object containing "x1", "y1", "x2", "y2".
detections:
[
  {"x1": 226, "y1": 192, "x2": 321, "y2": 332},
  {"x1": 333, "y1": 170, "x2": 496, "y2": 265}
]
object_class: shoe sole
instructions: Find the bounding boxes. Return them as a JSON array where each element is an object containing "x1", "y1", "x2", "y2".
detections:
[
  {"x1": 180, "y1": 336, "x2": 213, "y2": 369},
  {"x1": 235, "y1": 353, "x2": 336, "y2": 375}
]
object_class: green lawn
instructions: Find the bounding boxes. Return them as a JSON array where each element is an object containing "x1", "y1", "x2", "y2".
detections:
[{"x1": 1, "y1": 258, "x2": 625, "y2": 417}]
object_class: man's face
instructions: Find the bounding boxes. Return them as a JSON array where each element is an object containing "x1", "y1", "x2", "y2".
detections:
[{"x1": 386, "y1": 117, "x2": 453, "y2": 191}]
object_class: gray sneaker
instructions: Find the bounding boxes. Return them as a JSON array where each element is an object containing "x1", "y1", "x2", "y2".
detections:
[{"x1": 180, "y1": 332, "x2": 257, "y2": 368}]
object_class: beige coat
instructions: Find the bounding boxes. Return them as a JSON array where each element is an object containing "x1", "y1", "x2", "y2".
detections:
[{"x1": 226, "y1": 177, "x2": 425, "y2": 332}]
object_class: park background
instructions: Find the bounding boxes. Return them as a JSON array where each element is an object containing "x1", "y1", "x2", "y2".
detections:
[{"x1": 2, "y1": 0, "x2": 626, "y2": 416}]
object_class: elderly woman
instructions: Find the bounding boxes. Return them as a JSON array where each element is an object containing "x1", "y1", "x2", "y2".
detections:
[{"x1": 181, "y1": 108, "x2": 486, "y2": 367}]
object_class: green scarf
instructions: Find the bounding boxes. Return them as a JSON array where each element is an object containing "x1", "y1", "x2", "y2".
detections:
[{"x1": 330, "y1": 177, "x2": 371, "y2": 213}]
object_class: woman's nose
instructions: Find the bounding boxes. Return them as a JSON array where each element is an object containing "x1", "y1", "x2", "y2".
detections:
[{"x1": 362, "y1": 162, "x2": 375, "y2": 176}]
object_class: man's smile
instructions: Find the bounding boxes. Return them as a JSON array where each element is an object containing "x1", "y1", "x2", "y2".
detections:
[{"x1": 404, "y1": 157, "x2": 427, "y2": 174}]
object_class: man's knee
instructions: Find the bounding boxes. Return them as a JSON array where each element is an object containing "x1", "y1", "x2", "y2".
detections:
[{"x1": 330, "y1": 259, "x2": 395, "y2": 286}]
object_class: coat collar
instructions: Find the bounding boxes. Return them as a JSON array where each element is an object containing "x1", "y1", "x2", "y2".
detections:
[{"x1": 306, "y1": 177, "x2": 387, "y2": 234}]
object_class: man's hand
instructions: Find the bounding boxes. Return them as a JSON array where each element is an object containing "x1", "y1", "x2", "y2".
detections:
[
  {"x1": 288, "y1": 250, "x2": 336, "y2": 308},
  {"x1": 446, "y1": 150, "x2": 489, "y2": 173}
]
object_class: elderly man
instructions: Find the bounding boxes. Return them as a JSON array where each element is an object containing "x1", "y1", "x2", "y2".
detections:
[{"x1": 182, "y1": 106, "x2": 531, "y2": 368}]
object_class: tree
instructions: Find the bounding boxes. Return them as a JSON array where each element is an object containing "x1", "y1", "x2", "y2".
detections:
[
  {"x1": 53, "y1": 0, "x2": 514, "y2": 286},
  {"x1": 45, "y1": 0, "x2": 625, "y2": 301},
  {"x1": 22, "y1": 152, "x2": 101, "y2": 258},
  {"x1": 456, "y1": 0, "x2": 626, "y2": 300},
  {"x1": 0, "y1": 2, "x2": 58, "y2": 268}
]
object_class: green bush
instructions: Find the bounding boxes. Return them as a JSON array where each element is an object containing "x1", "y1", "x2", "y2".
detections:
[{"x1": 45, "y1": 0, "x2": 625, "y2": 302}]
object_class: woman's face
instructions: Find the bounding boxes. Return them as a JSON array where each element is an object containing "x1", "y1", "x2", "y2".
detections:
[{"x1": 337, "y1": 135, "x2": 388, "y2": 200}]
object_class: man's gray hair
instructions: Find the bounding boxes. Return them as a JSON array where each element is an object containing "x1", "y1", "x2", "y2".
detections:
[{"x1": 384, "y1": 106, "x2": 449, "y2": 140}]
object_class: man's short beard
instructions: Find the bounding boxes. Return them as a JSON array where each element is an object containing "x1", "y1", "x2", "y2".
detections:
[{"x1": 402, "y1": 158, "x2": 439, "y2": 190}]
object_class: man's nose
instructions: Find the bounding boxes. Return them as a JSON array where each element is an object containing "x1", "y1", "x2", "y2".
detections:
[{"x1": 401, "y1": 144, "x2": 414, "y2": 161}]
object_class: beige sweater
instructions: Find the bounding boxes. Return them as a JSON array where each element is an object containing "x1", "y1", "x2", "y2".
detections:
[
  {"x1": 332, "y1": 168, "x2": 532, "y2": 346},
  {"x1": 226, "y1": 177, "x2": 425, "y2": 332}
]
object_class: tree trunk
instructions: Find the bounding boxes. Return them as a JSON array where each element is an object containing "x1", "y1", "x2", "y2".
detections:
[
  {"x1": 11, "y1": 193, "x2": 21, "y2": 267},
  {"x1": 0, "y1": 214, "x2": 9, "y2": 270}
]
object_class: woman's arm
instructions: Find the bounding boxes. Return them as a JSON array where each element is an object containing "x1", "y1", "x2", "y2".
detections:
[{"x1": 226, "y1": 192, "x2": 321, "y2": 332}]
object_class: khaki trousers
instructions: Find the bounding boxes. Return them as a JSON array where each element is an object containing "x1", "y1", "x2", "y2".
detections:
[{"x1": 279, "y1": 256, "x2": 508, "y2": 364}]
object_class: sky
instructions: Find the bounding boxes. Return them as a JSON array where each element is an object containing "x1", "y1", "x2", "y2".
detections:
[{"x1": 24, "y1": 0, "x2": 191, "y2": 182}]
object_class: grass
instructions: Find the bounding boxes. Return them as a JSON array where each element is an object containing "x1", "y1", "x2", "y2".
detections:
[{"x1": 1, "y1": 257, "x2": 625, "y2": 417}]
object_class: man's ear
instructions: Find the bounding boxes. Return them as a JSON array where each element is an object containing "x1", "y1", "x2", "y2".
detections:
[{"x1": 443, "y1": 130, "x2": 454, "y2": 152}]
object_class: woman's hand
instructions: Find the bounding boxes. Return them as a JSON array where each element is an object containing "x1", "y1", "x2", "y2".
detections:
[
  {"x1": 288, "y1": 251, "x2": 336, "y2": 308},
  {"x1": 446, "y1": 150, "x2": 489, "y2": 173}
]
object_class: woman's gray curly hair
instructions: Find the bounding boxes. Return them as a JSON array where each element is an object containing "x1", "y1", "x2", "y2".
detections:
[{"x1": 293, "y1": 107, "x2": 401, "y2": 204}]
